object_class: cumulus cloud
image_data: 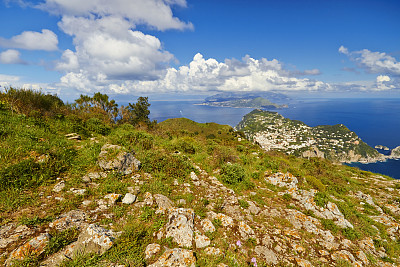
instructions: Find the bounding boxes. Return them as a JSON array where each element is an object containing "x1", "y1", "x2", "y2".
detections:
[
  {"x1": 376, "y1": 75, "x2": 390, "y2": 83},
  {"x1": 340, "y1": 46, "x2": 400, "y2": 76},
  {"x1": 56, "y1": 16, "x2": 174, "y2": 83},
  {"x1": 0, "y1": 49, "x2": 26, "y2": 64},
  {"x1": 37, "y1": 0, "x2": 193, "y2": 31},
  {"x1": 58, "y1": 53, "x2": 332, "y2": 94},
  {"x1": 375, "y1": 75, "x2": 396, "y2": 91},
  {"x1": 0, "y1": 29, "x2": 58, "y2": 51}
]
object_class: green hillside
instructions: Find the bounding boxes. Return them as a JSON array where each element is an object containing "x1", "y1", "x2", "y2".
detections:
[{"x1": 0, "y1": 88, "x2": 399, "y2": 267}]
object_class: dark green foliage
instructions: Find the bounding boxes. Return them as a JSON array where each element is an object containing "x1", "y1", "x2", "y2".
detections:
[
  {"x1": 173, "y1": 137, "x2": 197, "y2": 154},
  {"x1": 126, "y1": 96, "x2": 155, "y2": 127},
  {"x1": 321, "y1": 218, "x2": 339, "y2": 234},
  {"x1": 220, "y1": 163, "x2": 246, "y2": 185},
  {"x1": 139, "y1": 206, "x2": 155, "y2": 221},
  {"x1": 0, "y1": 148, "x2": 76, "y2": 191},
  {"x1": 85, "y1": 117, "x2": 111, "y2": 135},
  {"x1": 141, "y1": 151, "x2": 193, "y2": 180},
  {"x1": 341, "y1": 227, "x2": 360, "y2": 240},
  {"x1": 314, "y1": 192, "x2": 329, "y2": 207},
  {"x1": 72, "y1": 92, "x2": 118, "y2": 122}
]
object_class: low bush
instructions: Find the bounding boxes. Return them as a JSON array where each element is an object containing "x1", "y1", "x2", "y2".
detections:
[{"x1": 220, "y1": 163, "x2": 246, "y2": 185}]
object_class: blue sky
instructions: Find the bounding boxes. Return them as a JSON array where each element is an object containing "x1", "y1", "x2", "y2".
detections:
[{"x1": 0, "y1": 0, "x2": 399, "y2": 100}]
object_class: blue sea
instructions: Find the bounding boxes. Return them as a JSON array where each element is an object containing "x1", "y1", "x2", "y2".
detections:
[{"x1": 146, "y1": 98, "x2": 400, "y2": 179}]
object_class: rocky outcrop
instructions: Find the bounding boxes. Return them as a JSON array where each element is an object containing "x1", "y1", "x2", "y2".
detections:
[
  {"x1": 148, "y1": 248, "x2": 196, "y2": 267},
  {"x1": 165, "y1": 208, "x2": 195, "y2": 248},
  {"x1": 6, "y1": 233, "x2": 50, "y2": 266},
  {"x1": 98, "y1": 144, "x2": 141, "y2": 174},
  {"x1": 41, "y1": 224, "x2": 117, "y2": 266}
]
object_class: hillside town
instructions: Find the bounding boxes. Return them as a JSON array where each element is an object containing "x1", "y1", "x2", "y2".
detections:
[{"x1": 236, "y1": 110, "x2": 382, "y2": 162}]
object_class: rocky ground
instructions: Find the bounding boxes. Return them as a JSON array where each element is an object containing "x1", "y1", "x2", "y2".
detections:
[{"x1": 1, "y1": 141, "x2": 400, "y2": 266}]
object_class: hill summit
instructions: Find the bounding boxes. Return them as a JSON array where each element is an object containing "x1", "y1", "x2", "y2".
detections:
[{"x1": 1, "y1": 89, "x2": 400, "y2": 266}]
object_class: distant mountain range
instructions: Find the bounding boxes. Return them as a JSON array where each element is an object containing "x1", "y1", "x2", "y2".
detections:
[{"x1": 201, "y1": 92, "x2": 290, "y2": 109}]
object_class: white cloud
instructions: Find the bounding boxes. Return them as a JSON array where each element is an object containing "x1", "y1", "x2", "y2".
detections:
[
  {"x1": 37, "y1": 0, "x2": 193, "y2": 31},
  {"x1": 338, "y1": 45, "x2": 349, "y2": 55},
  {"x1": 340, "y1": 46, "x2": 400, "y2": 76},
  {"x1": 58, "y1": 53, "x2": 331, "y2": 94},
  {"x1": 56, "y1": 16, "x2": 174, "y2": 82},
  {"x1": 376, "y1": 75, "x2": 390, "y2": 83},
  {"x1": 0, "y1": 49, "x2": 25, "y2": 64},
  {"x1": 375, "y1": 75, "x2": 396, "y2": 91},
  {"x1": 0, "y1": 29, "x2": 58, "y2": 51}
]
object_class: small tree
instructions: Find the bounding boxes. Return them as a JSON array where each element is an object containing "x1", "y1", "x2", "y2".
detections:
[{"x1": 126, "y1": 96, "x2": 155, "y2": 127}]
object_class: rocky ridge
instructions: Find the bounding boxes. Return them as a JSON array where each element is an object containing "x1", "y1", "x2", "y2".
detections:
[{"x1": 1, "y1": 141, "x2": 400, "y2": 266}]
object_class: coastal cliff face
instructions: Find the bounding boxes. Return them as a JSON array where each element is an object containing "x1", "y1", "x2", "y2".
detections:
[{"x1": 235, "y1": 109, "x2": 384, "y2": 163}]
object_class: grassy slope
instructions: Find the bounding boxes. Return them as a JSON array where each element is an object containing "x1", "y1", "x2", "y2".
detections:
[{"x1": 1, "y1": 110, "x2": 400, "y2": 266}]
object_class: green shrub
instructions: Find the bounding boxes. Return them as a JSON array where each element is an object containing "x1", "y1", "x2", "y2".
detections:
[
  {"x1": 321, "y1": 218, "x2": 339, "y2": 234},
  {"x1": 86, "y1": 117, "x2": 111, "y2": 135},
  {"x1": 141, "y1": 151, "x2": 193, "y2": 180},
  {"x1": 0, "y1": 148, "x2": 76, "y2": 191},
  {"x1": 305, "y1": 175, "x2": 326, "y2": 191},
  {"x1": 314, "y1": 192, "x2": 329, "y2": 207},
  {"x1": 220, "y1": 163, "x2": 246, "y2": 185},
  {"x1": 174, "y1": 137, "x2": 197, "y2": 154},
  {"x1": 342, "y1": 227, "x2": 360, "y2": 240}
]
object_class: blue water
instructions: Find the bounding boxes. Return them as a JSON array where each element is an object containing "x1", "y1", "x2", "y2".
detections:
[{"x1": 146, "y1": 98, "x2": 400, "y2": 179}]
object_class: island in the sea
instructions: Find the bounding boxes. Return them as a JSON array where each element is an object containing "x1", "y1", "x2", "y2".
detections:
[
  {"x1": 199, "y1": 92, "x2": 289, "y2": 109},
  {"x1": 235, "y1": 109, "x2": 387, "y2": 163}
]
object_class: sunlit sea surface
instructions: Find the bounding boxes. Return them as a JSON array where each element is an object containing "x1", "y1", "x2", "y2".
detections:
[{"x1": 144, "y1": 98, "x2": 400, "y2": 179}]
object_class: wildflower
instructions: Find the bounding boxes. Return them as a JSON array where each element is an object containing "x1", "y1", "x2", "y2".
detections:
[
  {"x1": 236, "y1": 240, "x2": 242, "y2": 247},
  {"x1": 251, "y1": 257, "x2": 257, "y2": 267}
]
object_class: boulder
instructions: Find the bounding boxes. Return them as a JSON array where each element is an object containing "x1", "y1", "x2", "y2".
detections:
[
  {"x1": 0, "y1": 225, "x2": 34, "y2": 249},
  {"x1": 41, "y1": 224, "x2": 116, "y2": 266},
  {"x1": 144, "y1": 192, "x2": 154, "y2": 206},
  {"x1": 98, "y1": 144, "x2": 141, "y2": 174},
  {"x1": 238, "y1": 221, "x2": 256, "y2": 240},
  {"x1": 154, "y1": 194, "x2": 174, "y2": 212},
  {"x1": 165, "y1": 208, "x2": 194, "y2": 248},
  {"x1": 75, "y1": 224, "x2": 116, "y2": 254},
  {"x1": 204, "y1": 247, "x2": 223, "y2": 256},
  {"x1": 194, "y1": 232, "x2": 210, "y2": 248},
  {"x1": 200, "y1": 219, "x2": 215, "y2": 233},
  {"x1": 104, "y1": 193, "x2": 122, "y2": 205},
  {"x1": 145, "y1": 243, "x2": 161, "y2": 259},
  {"x1": 122, "y1": 193, "x2": 136, "y2": 204},
  {"x1": 148, "y1": 248, "x2": 196, "y2": 267},
  {"x1": 52, "y1": 180, "x2": 65, "y2": 192},
  {"x1": 254, "y1": 245, "x2": 278, "y2": 265},
  {"x1": 49, "y1": 210, "x2": 88, "y2": 231},
  {"x1": 82, "y1": 172, "x2": 107, "y2": 182}
]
